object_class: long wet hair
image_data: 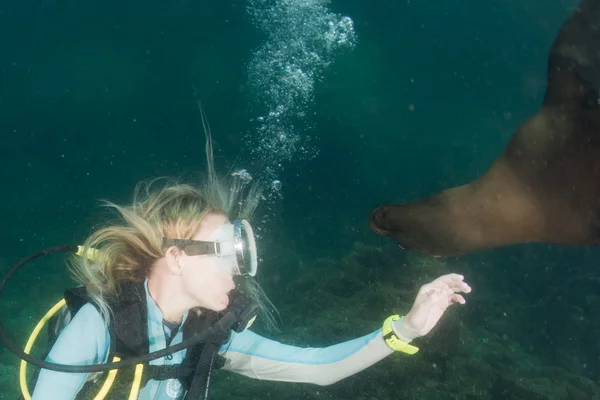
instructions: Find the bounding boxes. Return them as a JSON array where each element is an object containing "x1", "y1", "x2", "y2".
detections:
[{"x1": 68, "y1": 103, "x2": 277, "y2": 329}]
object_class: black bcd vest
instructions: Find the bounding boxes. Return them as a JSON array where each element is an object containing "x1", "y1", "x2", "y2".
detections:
[{"x1": 40, "y1": 281, "x2": 231, "y2": 399}]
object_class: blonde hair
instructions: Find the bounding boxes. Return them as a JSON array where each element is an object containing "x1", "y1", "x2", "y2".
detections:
[{"x1": 69, "y1": 104, "x2": 278, "y2": 330}]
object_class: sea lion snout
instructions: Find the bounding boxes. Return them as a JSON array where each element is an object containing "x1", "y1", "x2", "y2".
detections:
[
  {"x1": 369, "y1": 206, "x2": 392, "y2": 236},
  {"x1": 369, "y1": 206, "x2": 413, "y2": 250}
]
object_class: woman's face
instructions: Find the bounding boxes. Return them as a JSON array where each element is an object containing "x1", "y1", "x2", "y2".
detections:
[{"x1": 179, "y1": 212, "x2": 238, "y2": 311}]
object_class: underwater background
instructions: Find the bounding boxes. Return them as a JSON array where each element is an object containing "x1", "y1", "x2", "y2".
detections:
[{"x1": 1, "y1": 0, "x2": 600, "y2": 398}]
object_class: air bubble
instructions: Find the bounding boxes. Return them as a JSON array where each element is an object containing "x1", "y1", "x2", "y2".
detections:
[{"x1": 231, "y1": 169, "x2": 253, "y2": 183}]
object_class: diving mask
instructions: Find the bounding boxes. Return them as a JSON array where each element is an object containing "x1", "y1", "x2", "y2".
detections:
[{"x1": 162, "y1": 219, "x2": 258, "y2": 277}]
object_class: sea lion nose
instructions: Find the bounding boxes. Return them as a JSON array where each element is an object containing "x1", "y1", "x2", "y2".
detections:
[
  {"x1": 371, "y1": 205, "x2": 385, "y2": 220},
  {"x1": 370, "y1": 206, "x2": 412, "y2": 250},
  {"x1": 369, "y1": 206, "x2": 390, "y2": 235}
]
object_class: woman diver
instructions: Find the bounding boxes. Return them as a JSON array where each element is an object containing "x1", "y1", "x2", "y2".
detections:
[{"x1": 26, "y1": 118, "x2": 471, "y2": 400}]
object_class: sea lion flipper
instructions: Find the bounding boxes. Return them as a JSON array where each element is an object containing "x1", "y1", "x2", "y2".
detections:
[{"x1": 544, "y1": 0, "x2": 600, "y2": 108}]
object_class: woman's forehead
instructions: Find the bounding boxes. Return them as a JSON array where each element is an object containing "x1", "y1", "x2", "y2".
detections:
[{"x1": 193, "y1": 212, "x2": 229, "y2": 240}]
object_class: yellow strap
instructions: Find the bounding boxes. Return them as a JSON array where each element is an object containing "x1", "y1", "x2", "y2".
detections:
[
  {"x1": 20, "y1": 299, "x2": 67, "y2": 400},
  {"x1": 129, "y1": 364, "x2": 144, "y2": 400},
  {"x1": 382, "y1": 315, "x2": 419, "y2": 355},
  {"x1": 19, "y1": 297, "x2": 120, "y2": 400},
  {"x1": 93, "y1": 356, "x2": 121, "y2": 400}
]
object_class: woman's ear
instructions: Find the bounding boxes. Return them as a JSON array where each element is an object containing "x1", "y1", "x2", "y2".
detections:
[{"x1": 165, "y1": 246, "x2": 184, "y2": 276}]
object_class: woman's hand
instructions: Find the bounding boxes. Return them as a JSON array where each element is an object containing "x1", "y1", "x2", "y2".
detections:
[{"x1": 396, "y1": 273, "x2": 471, "y2": 340}]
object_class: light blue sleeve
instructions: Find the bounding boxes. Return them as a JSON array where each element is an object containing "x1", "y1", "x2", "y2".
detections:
[
  {"x1": 220, "y1": 329, "x2": 382, "y2": 364},
  {"x1": 217, "y1": 328, "x2": 394, "y2": 385},
  {"x1": 31, "y1": 303, "x2": 110, "y2": 400}
]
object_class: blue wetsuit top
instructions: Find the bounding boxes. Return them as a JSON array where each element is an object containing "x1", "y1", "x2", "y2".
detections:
[{"x1": 32, "y1": 281, "x2": 399, "y2": 399}]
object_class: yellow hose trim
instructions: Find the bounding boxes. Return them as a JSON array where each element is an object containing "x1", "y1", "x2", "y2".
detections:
[
  {"x1": 20, "y1": 298, "x2": 67, "y2": 400},
  {"x1": 128, "y1": 364, "x2": 144, "y2": 400},
  {"x1": 76, "y1": 245, "x2": 100, "y2": 261}
]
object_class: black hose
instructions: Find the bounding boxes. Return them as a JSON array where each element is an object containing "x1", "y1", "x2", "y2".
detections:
[{"x1": 184, "y1": 344, "x2": 218, "y2": 400}]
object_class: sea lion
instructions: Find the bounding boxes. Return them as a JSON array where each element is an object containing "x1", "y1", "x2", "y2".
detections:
[{"x1": 369, "y1": 0, "x2": 600, "y2": 257}]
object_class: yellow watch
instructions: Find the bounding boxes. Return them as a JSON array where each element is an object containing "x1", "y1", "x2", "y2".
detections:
[{"x1": 382, "y1": 315, "x2": 419, "y2": 355}]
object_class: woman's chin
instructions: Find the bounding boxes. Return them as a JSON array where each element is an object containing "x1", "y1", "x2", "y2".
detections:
[{"x1": 215, "y1": 296, "x2": 229, "y2": 311}]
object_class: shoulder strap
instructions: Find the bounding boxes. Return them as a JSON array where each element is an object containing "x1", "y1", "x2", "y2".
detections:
[
  {"x1": 64, "y1": 282, "x2": 150, "y2": 358},
  {"x1": 108, "y1": 281, "x2": 149, "y2": 357}
]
